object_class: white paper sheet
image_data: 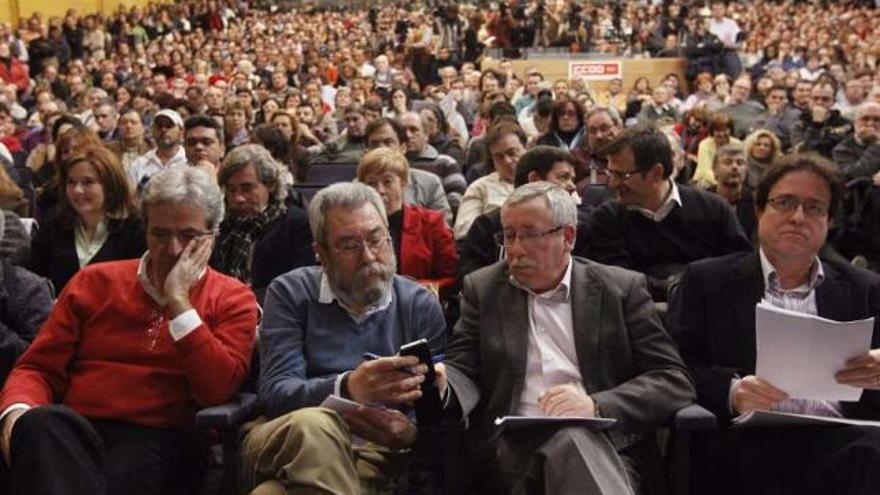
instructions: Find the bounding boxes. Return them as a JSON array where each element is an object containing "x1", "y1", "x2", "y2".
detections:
[
  {"x1": 319, "y1": 394, "x2": 386, "y2": 414},
  {"x1": 494, "y1": 416, "x2": 617, "y2": 432},
  {"x1": 755, "y1": 301, "x2": 874, "y2": 401},
  {"x1": 733, "y1": 409, "x2": 880, "y2": 428}
]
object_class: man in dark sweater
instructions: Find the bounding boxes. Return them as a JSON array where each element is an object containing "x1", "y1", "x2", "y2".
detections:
[{"x1": 576, "y1": 124, "x2": 751, "y2": 300}]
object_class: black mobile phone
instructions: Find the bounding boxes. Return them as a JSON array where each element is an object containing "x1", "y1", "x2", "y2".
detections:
[
  {"x1": 399, "y1": 339, "x2": 443, "y2": 423},
  {"x1": 398, "y1": 339, "x2": 436, "y2": 386}
]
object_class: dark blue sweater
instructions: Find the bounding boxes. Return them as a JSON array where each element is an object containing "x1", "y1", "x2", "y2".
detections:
[{"x1": 258, "y1": 266, "x2": 447, "y2": 419}]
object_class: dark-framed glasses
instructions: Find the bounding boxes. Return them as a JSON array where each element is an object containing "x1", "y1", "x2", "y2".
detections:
[{"x1": 766, "y1": 195, "x2": 829, "y2": 218}]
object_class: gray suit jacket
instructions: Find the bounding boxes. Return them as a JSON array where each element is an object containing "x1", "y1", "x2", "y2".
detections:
[
  {"x1": 446, "y1": 256, "x2": 695, "y2": 453},
  {"x1": 406, "y1": 168, "x2": 453, "y2": 225}
]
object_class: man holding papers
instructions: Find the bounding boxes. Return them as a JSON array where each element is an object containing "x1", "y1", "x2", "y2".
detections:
[
  {"x1": 439, "y1": 182, "x2": 695, "y2": 495},
  {"x1": 668, "y1": 153, "x2": 880, "y2": 495}
]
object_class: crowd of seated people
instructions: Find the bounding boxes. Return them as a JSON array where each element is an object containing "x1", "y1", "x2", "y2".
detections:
[{"x1": 0, "y1": 0, "x2": 878, "y2": 494}]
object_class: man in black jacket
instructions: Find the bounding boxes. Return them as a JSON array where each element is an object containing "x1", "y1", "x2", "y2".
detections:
[{"x1": 668, "y1": 153, "x2": 880, "y2": 495}]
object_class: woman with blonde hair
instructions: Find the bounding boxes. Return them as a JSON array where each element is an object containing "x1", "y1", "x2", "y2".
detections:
[
  {"x1": 357, "y1": 147, "x2": 458, "y2": 298},
  {"x1": 30, "y1": 146, "x2": 145, "y2": 293},
  {"x1": 742, "y1": 129, "x2": 782, "y2": 188}
]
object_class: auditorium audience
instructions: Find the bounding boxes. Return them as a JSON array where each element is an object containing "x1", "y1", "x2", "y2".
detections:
[{"x1": 0, "y1": 0, "x2": 879, "y2": 492}]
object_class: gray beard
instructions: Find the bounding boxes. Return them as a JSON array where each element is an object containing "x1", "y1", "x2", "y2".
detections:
[{"x1": 326, "y1": 257, "x2": 397, "y2": 310}]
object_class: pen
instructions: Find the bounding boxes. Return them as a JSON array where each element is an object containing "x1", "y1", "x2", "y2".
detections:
[{"x1": 363, "y1": 352, "x2": 444, "y2": 365}]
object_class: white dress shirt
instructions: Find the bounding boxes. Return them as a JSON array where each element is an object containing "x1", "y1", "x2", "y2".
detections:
[
  {"x1": 510, "y1": 260, "x2": 586, "y2": 416},
  {"x1": 627, "y1": 180, "x2": 682, "y2": 222},
  {"x1": 127, "y1": 146, "x2": 188, "y2": 191},
  {"x1": 453, "y1": 172, "x2": 514, "y2": 239},
  {"x1": 74, "y1": 219, "x2": 109, "y2": 268}
]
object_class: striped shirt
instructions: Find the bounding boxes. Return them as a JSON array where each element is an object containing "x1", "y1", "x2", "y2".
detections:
[{"x1": 759, "y1": 248, "x2": 843, "y2": 418}]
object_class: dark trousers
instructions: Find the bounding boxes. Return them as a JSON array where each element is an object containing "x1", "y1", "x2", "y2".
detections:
[
  {"x1": 2, "y1": 405, "x2": 206, "y2": 495},
  {"x1": 700, "y1": 425, "x2": 880, "y2": 495},
  {"x1": 486, "y1": 425, "x2": 635, "y2": 495}
]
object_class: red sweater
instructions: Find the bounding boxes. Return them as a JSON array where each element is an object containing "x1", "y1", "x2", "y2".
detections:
[{"x1": 0, "y1": 260, "x2": 258, "y2": 427}]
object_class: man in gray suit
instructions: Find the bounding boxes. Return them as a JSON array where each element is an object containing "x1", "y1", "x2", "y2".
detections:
[{"x1": 437, "y1": 182, "x2": 695, "y2": 494}]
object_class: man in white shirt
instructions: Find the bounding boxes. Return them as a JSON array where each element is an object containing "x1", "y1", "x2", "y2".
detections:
[
  {"x1": 440, "y1": 182, "x2": 694, "y2": 494},
  {"x1": 708, "y1": 1, "x2": 742, "y2": 78},
  {"x1": 127, "y1": 109, "x2": 188, "y2": 192}
]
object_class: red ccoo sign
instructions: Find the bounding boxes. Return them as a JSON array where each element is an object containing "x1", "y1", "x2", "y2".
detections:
[{"x1": 568, "y1": 61, "x2": 623, "y2": 81}]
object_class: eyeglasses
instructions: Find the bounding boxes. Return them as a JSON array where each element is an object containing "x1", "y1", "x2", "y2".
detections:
[
  {"x1": 332, "y1": 234, "x2": 391, "y2": 257},
  {"x1": 766, "y1": 195, "x2": 829, "y2": 218},
  {"x1": 494, "y1": 225, "x2": 564, "y2": 248},
  {"x1": 604, "y1": 168, "x2": 642, "y2": 181}
]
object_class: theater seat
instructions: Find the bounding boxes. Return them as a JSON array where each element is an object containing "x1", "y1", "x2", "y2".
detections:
[{"x1": 304, "y1": 162, "x2": 358, "y2": 185}]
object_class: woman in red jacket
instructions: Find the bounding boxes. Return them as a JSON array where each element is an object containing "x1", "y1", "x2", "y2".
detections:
[
  {"x1": 357, "y1": 147, "x2": 458, "y2": 299},
  {"x1": 0, "y1": 43, "x2": 28, "y2": 95}
]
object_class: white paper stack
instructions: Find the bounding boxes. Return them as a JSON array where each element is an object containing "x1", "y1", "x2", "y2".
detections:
[{"x1": 755, "y1": 301, "x2": 874, "y2": 401}]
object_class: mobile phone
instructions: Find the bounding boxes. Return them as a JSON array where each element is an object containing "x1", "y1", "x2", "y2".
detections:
[
  {"x1": 398, "y1": 339, "x2": 443, "y2": 423},
  {"x1": 398, "y1": 339, "x2": 436, "y2": 385}
]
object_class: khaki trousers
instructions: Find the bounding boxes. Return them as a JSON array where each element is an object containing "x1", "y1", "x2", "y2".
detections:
[{"x1": 240, "y1": 407, "x2": 410, "y2": 495}]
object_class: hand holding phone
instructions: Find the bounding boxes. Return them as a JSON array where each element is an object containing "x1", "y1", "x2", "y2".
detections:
[{"x1": 398, "y1": 339, "x2": 444, "y2": 424}]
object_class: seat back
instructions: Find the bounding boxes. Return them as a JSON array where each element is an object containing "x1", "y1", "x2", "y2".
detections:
[
  {"x1": 304, "y1": 162, "x2": 358, "y2": 185},
  {"x1": 291, "y1": 184, "x2": 325, "y2": 208}
]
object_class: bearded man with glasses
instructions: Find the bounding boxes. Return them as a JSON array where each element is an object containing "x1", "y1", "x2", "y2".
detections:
[
  {"x1": 668, "y1": 153, "x2": 880, "y2": 495},
  {"x1": 439, "y1": 181, "x2": 694, "y2": 494},
  {"x1": 242, "y1": 182, "x2": 446, "y2": 495}
]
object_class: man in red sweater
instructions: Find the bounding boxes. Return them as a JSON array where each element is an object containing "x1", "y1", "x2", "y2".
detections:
[{"x1": 0, "y1": 167, "x2": 258, "y2": 495}]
